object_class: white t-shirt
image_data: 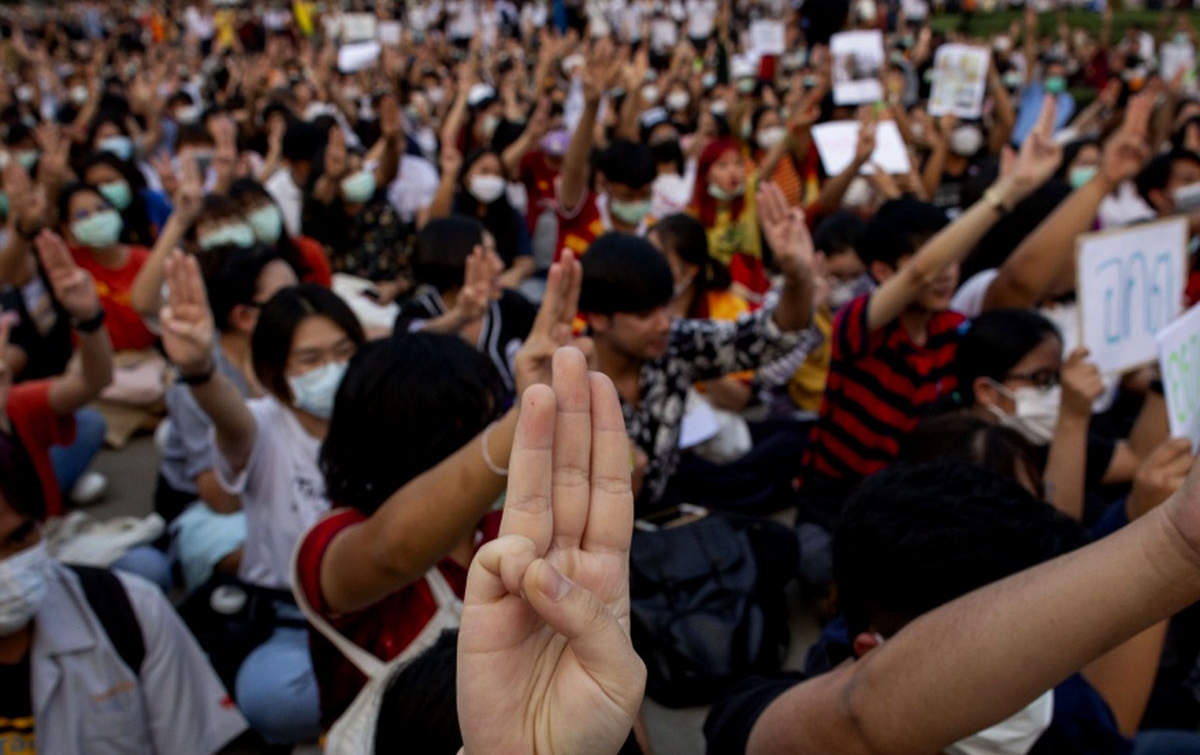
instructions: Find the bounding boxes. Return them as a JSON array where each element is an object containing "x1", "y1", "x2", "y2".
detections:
[
  {"x1": 215, "y1": 395, "x2": 329, "y2": 590},
  {"x1": 265, "y1": 168, "x2": 305, "y2": 239},
  {"x1": 446, "y1": 0, "x2": 479, "y2": 38},
  {"x1": 686, "y1": 0, "x2": 717, "y2": 38},
  {"x1": 387, "y1": 154, "x2": 440, "y2": 224}
]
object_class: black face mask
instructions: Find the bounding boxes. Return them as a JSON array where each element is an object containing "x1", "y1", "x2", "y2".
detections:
[{"x1": 649, "y1": 139, "x2": 683, "y2": 167}]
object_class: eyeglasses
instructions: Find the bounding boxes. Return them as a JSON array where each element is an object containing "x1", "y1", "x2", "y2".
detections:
[{"x1": 1005, "y1": 368, "x2": 1060, "y2": 389}]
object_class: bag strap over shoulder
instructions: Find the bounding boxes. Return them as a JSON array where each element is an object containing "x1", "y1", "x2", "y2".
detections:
[
  {"x1": 67, "y1": 564, "x2": 146, "y2": 674},
  {"x1": 290, "y1": 517, "x2": 387, "y2": 679}
]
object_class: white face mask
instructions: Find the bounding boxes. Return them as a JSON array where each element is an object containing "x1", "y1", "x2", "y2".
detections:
[
  {"x1": 986, "y1": 380, "x2": 1061, "y2": 446},
  {"x1": 288, "y1": 361, "x2": 349, "y2": 420},
  {"x1": 468, "y1": 174, "x2": 507, "y2": 204},
  {"x1": 0, "y1": 541, "x2": 50, "y2": 636},
  {"x1": 946, "y1": 690, "x2": 1054, "y2": 755},
  {"x1": 828, "y1": 279, "x2": 862, "y2": 311},
  {"x1": 756, "y1": 125, "x2": 787, "y2": 150},
  {"x1": 641, "y1": 85, "x2": 660, "y2": 104},
  {"x1": 665, "y1": 91, "x2": 690, "y2": 112},
  {"x1": 949, "y1": 125, "x2": 983, "y2": 157}
]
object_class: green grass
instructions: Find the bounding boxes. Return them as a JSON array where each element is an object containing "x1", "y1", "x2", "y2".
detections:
[{"x1": 929, "y1": 8, "x2": 1200, "y2": 39}]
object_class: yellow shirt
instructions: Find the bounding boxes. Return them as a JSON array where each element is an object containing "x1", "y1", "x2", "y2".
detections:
[{"x1": 788, "y1": 305, "x2": 833, "y2": 413}]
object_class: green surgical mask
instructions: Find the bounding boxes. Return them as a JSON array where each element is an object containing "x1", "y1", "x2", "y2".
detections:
[
  {"x1": 610, "y1": 198, "x2": 651, "y2": 226},
  {"x1": 247, "y1": 205, "x2": 283, "y2": 245},
  {"x1": 198, "y1": 222, "x2": 256, "y2": 251},
  {"x1": 99, "y1": 180, "x2": 132, "y2": 211},
  {"x1": 708, "y1": 182, "x2": 746, "y2": 202},
  {"x1": 15, "y1": 150, "x2": 38, "y2": 171},
  {"x1": 340, "y1": 170, "x2": 377, "y2": 204},
  {"x1": 0, "y1": 192, "x2": 9, "y2": 218},
  {"x1": 1044, "y1": 76, "x2": 1066, "y2": 95},
  {"x1": 1069, "y1": 166, "x2": 1098, "y2": 189},
  {"x1": 71, "y1": 209, "x2": 123, "y2": 249}
]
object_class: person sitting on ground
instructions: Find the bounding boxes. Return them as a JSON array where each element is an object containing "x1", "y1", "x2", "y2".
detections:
[{"x1": 581, "y1": 183, "x2": 821, "y2": 512}]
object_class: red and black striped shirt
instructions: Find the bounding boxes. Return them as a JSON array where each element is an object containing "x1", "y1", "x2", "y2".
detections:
[{"x1": 802, "y1": 294, "x2": 964, "y2": 486}]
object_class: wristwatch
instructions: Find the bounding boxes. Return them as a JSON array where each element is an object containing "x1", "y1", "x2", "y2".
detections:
[
  {"x1": 176, "y1": 362, "x2": 216, "y2": 386},
  {"x1": 72, "y1": 308, "x2": 106, "y2": 334}
]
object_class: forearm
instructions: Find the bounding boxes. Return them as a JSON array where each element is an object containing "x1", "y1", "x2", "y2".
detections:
[
  {"x1": 47, "y1": 328, "x2": 114, "y2": 415},
  {"x1": 376, "y1": 137, "x2": 402, "y2": 188},
  {"x1": 921, "y1": 145, "x2": 948, "y2": 198},
  {"x1": 188, "y1": 372, "x2": 257, "y2": 473},
  {"x1": 1042, "y1": 412, "x2": 1089, "y2": 521},
  {"x1": 429, "y1": 175, "x2": 457, "y2": 219},
  {"x1": 772, "y1": 272, "x2": 815, "y2": 332},
  {"x1": 0, "y1": 230, "x2": 33, "y2": 287},
  {"x1": 560, "y1": 100, "x2": 599, "y2": 211},
  {"x1": 816, "y1": 156, "x2": 868, "y2": 213},
  {"x1": 132, "y1": 215, "x2": 189, "y2": 316},
  {"x1": 321, "y1": 408, "x2": 517, "y2": 614},
  {"x1": 835, "y1": 505, "x2": 1200, "y2": 754},
  {"x1": 501, "y1": 132, "x2": 535, "y2": 177},
  {"x1": 982, "y1": 177, "x2": 1107, "y2": 311}
]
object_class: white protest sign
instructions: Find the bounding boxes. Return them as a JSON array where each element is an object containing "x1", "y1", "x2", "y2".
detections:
[
  {"x1": 1161, "y1": 42, "x2": 1196, "y2": 84},
  {"x1": 335, "y1": 13, "x2": 378, "y2": 42},
  {"x1": 1076, "y1": 217, "x2": 1188, "y2": 376},
  {"x1": 1157, "y1": 303, "x2": 1200, "y2": 450},
  {"x1": 378, "y1": 20, "x2": 403, "y2": 46},
  {"x1": 749, "y1": 19, "x2": 787, "y2": 56},
  {"x1": 831, "y1": 30, "x2": 885, "y2": 105},
  {"x1": 928, "y1": 44, "x2": 991, "y2": 119},
  {"x1": 811, "y1": 119, "x2": 912, "y2": 175},
  {"x1": 902, "y1": 0, "x2": 929, "y2": 20},
  {"x1": 337, "y1": 41, "x2": 382, "y2": 73}
]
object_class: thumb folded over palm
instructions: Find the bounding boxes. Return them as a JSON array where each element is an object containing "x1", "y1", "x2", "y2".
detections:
[{"x1": 458, "y1": 348, "x2": 644, "y2": 755}]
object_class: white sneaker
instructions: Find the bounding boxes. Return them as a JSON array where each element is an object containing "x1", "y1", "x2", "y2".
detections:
[{"x1": 70, "y1": 471, "x2": 109, "y2": 505}]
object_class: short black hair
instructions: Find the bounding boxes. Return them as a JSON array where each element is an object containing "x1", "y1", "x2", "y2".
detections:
[
  {"x1": 250, "y1": 284, "x2": 366, "y2": 403},
  {"x1": 595, "y1": 139, "x2": 657, "y2": 190},
  {"x1": 198, "y1": 243, "x2": 293, "y2": 333},
  {"x1": 321, "y1": 333, "x2": 504, "y2": 516},
  {"x1": 954, "y1": 309, "x2": 1061, "y2": 406},
  {"x1": 412, "y1": 216, "x2": 488, "y2": 294},
  {"x1": 834, "y1": 461, "x2": 1089, "y2": 639},
  {"x1": 282, "y1": 119, "x2": 325, "y2": 163},
  {"x1": 857, "y1": 199, "x2": 948, "y2": 270},
  {"x1": 580, "y1": 233, "x2": 674, "y2": 315},
  {"x1": 0, "y1": 432, "x2": 46, "y2": 521},
  {"x1": 373, "y1": 630, "x2": 461, "y2": 755},
  {"x1": 1135, "y1": 149, "x2": 1200, "y2": 204},
  {"x1": 906, "y1": 413, "x2": 1042, "y2": 496},
  {"x1": 813, "y1": 212, "x2": 866, "y2": 259}
]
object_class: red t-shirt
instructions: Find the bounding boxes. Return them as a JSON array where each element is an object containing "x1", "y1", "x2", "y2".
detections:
[
  {"x1": 555, "y1": 189, "x2": 609, "y2": 261},
  {"x1": 520, "y1": 151, "x2": 561, "y2": 233},
  {"x1": 293, "y1": 235, "x2": 334, "y2": 288},
  {"x1": 296, "y1": 508, "x2": 499, "y2": 726},
  {"x1": 69, "y1": 245, "x2": 157, "y2": 351},
  {"x1": 6, "y1": 380, "x2": 75, "y2": 518}
]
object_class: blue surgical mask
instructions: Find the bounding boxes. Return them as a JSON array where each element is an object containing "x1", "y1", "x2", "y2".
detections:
[
  {"x1": 340, "y1": 170, "x2": 376, "y2": 204},
  {"x1": 98, "y1": 135, "x2": 134, "y2": 162},
  {"x1": 247, "y1": 205, "x2": 283, "y2": 245},
  {"x1": 71, "y1": 209, "x2": 123, "y2": 249},
  {"x1": 610, "y1": 198, "x2": 651, "y2": 226},
  {"x1": 99, "y1": 180, "x2": 133, "y2": 211},
  {"x1": 198, "y1": 222, "x2": 256, "y2": 251},
  {"x1": 287, "y1": 360, "x2": 349, "y2": 420}
]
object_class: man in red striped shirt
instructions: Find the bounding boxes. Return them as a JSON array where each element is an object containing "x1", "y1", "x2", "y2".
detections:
[{"x1": 797, "y1": 97, "x2": 1065, "y2": 592}]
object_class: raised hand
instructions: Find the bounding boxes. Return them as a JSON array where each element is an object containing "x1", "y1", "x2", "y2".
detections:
[
  {"x1": 34, "y1": 230, "x2": 100, "y2": 321},
  {"x1": 1059, "y1": 348, "x2": 1103, "y2": 419},
  {"x1": 159, "y1": 250, "x2": 215, "y2": 376},
  {"x1": 854, "y1": 117, "x2": 877, "y2": 166},
  {"x1": 1100, "y1": 92, "x2": 1152, "y2": 189},
  {"x1": 324, "y1": 126, "x2": 349, "y2": 181},
  {"x1": 173, "y1": 152, "x2": 205, "y2": 224},
  {"x1": 453, "y1": 245, "x2": 497, "y2": 326},
  {"x1": 1129, "y1": 437, "x2": 1195, "y2": 520},
  {"x1": 149, "y1": 152, "x2": 181, "y2": 199},
  {"x1": 458, "y1": 347, "x2": 644, "y2": 755},
  {"x1": 440, "y1": 145, "x2": 464, "y2": 181},
  {"x1": 758, "y1": 182, "x2": 815, "y2": 280},
  {"x1": 513, "y1": 252, "x2": 589, "y2": 395},
  {"x1": 3, "y1": 161, "x2": 44, "y2": 232},
  {"x1": 1004, "y1": 94, "x2": 1063, "y2": 201},
  {"x1": 378, "y1": 94, "x2": 404, "y2": 142}
]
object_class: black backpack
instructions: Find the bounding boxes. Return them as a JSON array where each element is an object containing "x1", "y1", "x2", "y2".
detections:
[
  {"x1": 67, "y1": 564, "x2": 146, "y2": 674},
  {"x1": 629, "y1": 512, "x2": 797, "y2": 708}
]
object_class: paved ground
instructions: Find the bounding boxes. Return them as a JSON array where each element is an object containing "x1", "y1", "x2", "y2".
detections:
[{"x1": 88, "y1": 434, "x2": 822, "y2": 755}]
